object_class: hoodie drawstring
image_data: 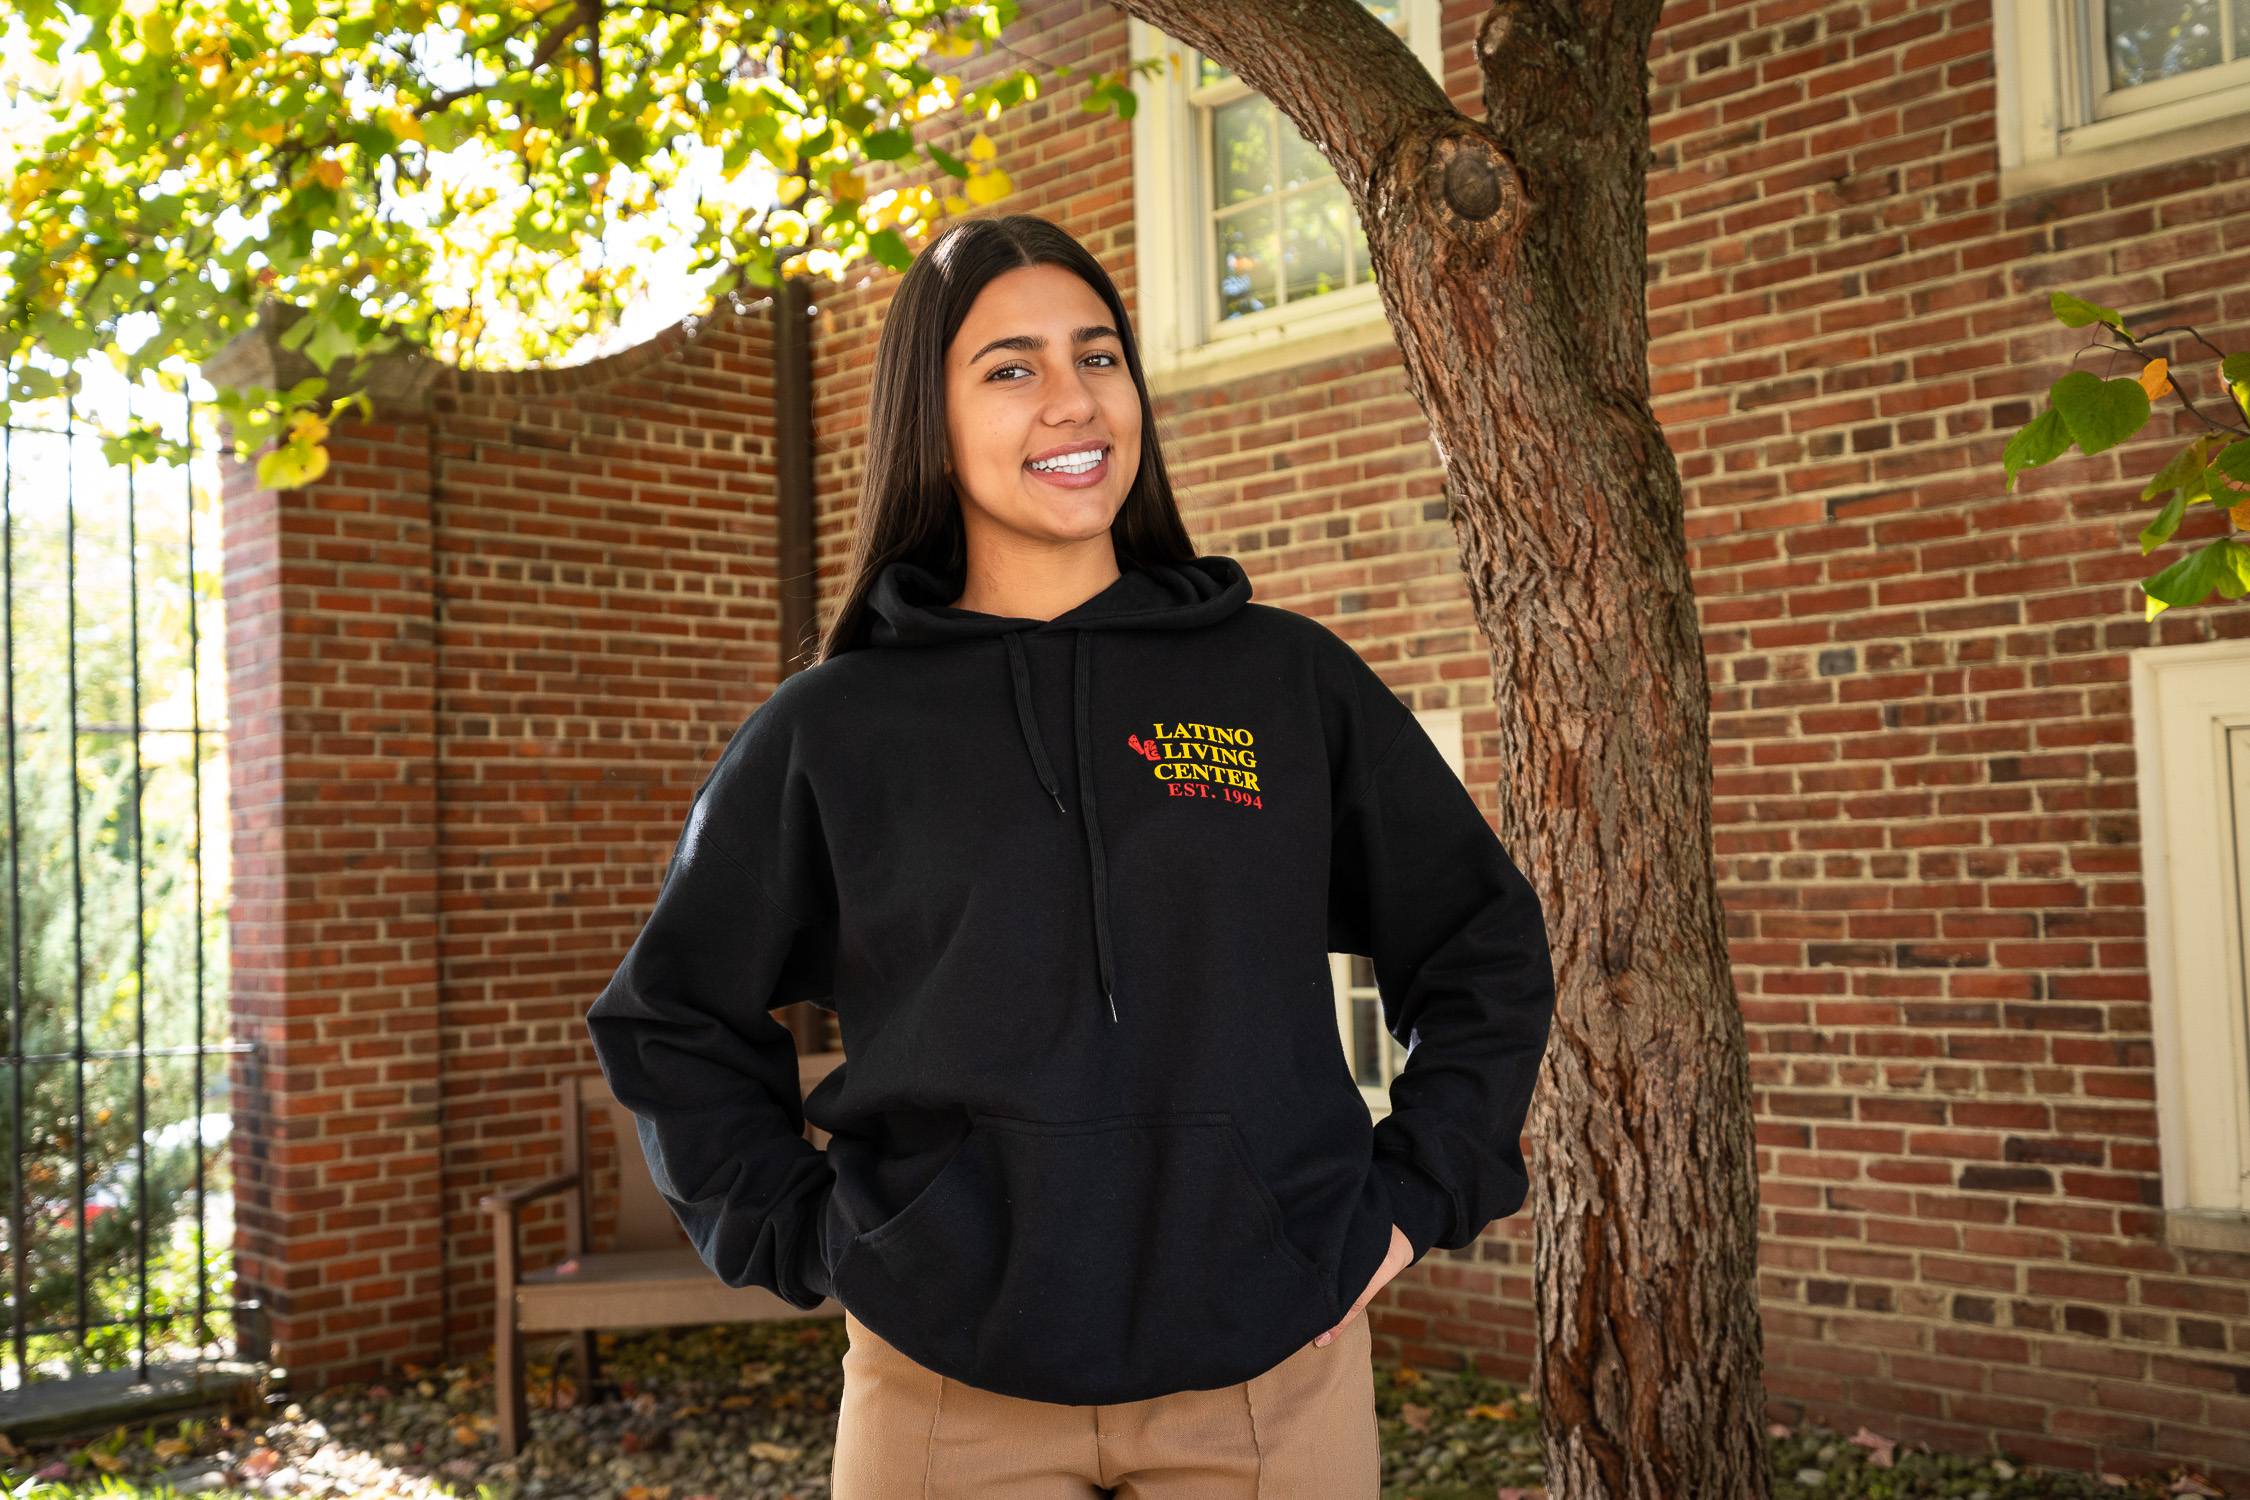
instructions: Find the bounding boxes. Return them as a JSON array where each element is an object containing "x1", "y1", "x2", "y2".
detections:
[
  {"x1": 1073, "y1": 631, "x2": 1119, "y2": 1024},
  {"x1": 1003, "y1": 631, "x2": 1066, "y2": 813},
  {"x1": 1001, "y1": 628, "x2": 1120, "y2": 1024}
]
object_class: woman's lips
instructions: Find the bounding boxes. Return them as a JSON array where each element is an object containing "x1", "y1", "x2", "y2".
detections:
[{"x1": 1024, "y1": 447, "x2": 1110, "y2": 489}]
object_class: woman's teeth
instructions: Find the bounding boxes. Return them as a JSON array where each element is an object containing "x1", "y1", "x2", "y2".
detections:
[{"x1": 1029, "y1": 447, "x2": 1106, "y2": 473}]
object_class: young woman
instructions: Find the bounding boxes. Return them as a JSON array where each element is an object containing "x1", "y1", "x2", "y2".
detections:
[{"x1": 585, "y1": 214, "x2": 1556, "y2": 1498}]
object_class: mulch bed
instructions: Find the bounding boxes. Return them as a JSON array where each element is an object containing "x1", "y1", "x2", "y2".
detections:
[{"x1": 0, "y1": 1319, "x2": 2232, "y2": 1500}]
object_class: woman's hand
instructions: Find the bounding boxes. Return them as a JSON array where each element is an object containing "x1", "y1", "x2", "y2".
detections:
[{"x1": 1314, "y1": 1223, "x2": 1413, "y2": 1347}]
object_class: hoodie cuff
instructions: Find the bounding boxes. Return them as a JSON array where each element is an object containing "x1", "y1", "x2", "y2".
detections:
[{"x1": 1378, "y1": 1154, "x2": 1455, "y2": 1264}]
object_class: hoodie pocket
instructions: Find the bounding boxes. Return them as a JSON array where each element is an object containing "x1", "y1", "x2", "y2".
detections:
[{"x1": 828, "y1": 1110, "x2": 1337, "y2": 1405}]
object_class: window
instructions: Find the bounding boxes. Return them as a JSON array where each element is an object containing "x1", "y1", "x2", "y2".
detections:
[
  {"x1": 2131, "y1": 638, "x2": 2250, "y2": 1251},
  {"x1": 1331, "y1": 707, "x2": 1465, "y2": 1119},
  {"x1": 1127, "y1": 3, "x2": 1443, "y2": 393},
  {"x1": 1996, "y1": 0, "x2": 2250, "y2": 195}
]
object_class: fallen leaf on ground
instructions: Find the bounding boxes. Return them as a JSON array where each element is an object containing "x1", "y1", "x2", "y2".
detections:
[
  {"x1": 1391, "y1": 1365, "x2": 1423, "y2": 1386},
  {"x1": 1465, "y1": 1402, "x2": 1516, "y2": 1420},
  {"x1": 1846, "y1": 1426, "x2": 1896, "y2": 1469},
  {"x1": 1768, "y1": 1423, "x2": 1792, "y2": 1438},
  {"x1": 747, "y1": 1441, "x2": 802, "y2": 1463},
  {"x1": 1398, "y1": 1402, "x2": 1432, "y2": 1433},
  {"x1": 2169, "y1": 1479, "x2": 2222, "y2": 1498}
]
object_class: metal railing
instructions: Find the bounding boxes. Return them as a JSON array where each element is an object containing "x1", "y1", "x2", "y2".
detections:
[{"x1": 1, "y1": 391, "x2": 258, "y2": 1389}]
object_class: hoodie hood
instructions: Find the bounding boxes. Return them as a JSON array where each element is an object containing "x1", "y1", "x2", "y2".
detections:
[
  {"x1": 865, "y1": 553, "x2": 1253, "y2": 647},
  {"x1": 862, "y1": 555, "x2": 1253, "y2": 1023}
]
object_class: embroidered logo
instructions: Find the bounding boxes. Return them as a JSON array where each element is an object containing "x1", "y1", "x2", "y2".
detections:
[{"x1": 1126, "y1": 722, "x2": 1264, "y2": 809}]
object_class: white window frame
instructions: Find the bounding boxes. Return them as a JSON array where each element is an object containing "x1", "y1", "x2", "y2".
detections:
[
  {"x1": 2132, "y1": 637, "x2": 2250, "y2": 1254},
  {"x1": 1997, "y1": 0, "x2": 2250, "y2": 197},
  {"x1": 1331, "y1": 706, "x2": 1466, "y2": 1119},
  {"x1": 1127, "y1": 5, "x2": 1442, "y2": 396}
]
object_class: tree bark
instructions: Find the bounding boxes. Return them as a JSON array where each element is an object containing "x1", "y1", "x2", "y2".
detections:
[{"x1": 1111, "y1": 3, "x2": 1773, "y2": 1497}]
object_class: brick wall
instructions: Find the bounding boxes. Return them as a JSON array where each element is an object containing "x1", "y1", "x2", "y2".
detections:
[
  {"x1": 1645, "y1": 0, "x2": 2250, "y2": 1483},
  {"x1": 219, "y1": 297, "x2": 789, "y2": 1385},
  {"x1": 214, "y1": 330, "x2": 447, "y2": 1383}
]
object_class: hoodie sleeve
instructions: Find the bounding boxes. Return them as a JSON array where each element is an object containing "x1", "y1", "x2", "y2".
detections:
[
  {"x1": 583, "y1": 695, "x2": 840, "y2": 1310},
  {"x1": 1326, "y1": 698, "x2": 1556, "y2": 1265}
]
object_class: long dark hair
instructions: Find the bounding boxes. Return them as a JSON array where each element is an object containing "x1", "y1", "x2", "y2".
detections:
[{"x1": 815, "y1": 214, "x2": 1196, "y2": 662}]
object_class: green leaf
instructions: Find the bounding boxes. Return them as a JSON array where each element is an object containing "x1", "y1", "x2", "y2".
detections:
[
  {"x1": 926, "y1": 143, "x2": 969, "y2": 180},
  {"x1": 2048, "y1": 368, "x2": 2151, "y2": 456},
  {"x1": 2224, "y1": 352, "x2": 2250, "y2": 385},
  {"x1": 302, "y1": 314, "x2": 361, "y2": 373},
  {"x1": 2211, "y1": 438, "x2": 2250, "y2": 486},
  {"x1": 862, "y1": 127, "x2": 914, "y2": 161},
  {"x1": 2219, "y1": 541, "x2": 2249, "y2": 599},
  {"x1": 2144, "y1": 537, "x2": 2241, "y2": 613},
  {"x1": 867, "y1": 228, "x2": 913, "y2": 272},
  {"x1": 2141, "y1": 435, "x2": 2212, "y2": 500},
  {"x1": 2050, "y1": 292, "x2": 2124, "y2": 331},
  {"x1": 2140, "y1": 487, "x2": 2188, "y2": 554},
  {"x1": 2002, "y1": 407, "x2": 2073, "y2": 490}
]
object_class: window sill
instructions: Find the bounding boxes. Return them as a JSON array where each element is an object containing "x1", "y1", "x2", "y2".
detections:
[
  {"x1": 2164, "y1": 1209, "x2": 2250, "y2": 1256},
  {"x1": 1143, "y1": 295, "x2": 1399, "y2": 398},
  {"x1": 2002, "y1": 107, "x2": 2250, "y2": 200}
]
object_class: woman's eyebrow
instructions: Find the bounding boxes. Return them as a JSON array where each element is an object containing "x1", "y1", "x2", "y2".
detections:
[{"x1": 967, "y1": 325, "x2": 1122, "y2": 364}]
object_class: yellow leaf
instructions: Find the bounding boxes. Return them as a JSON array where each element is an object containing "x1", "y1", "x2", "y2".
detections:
[
  {"x1": 2138, "y1": 358, "x2": 2171, "y2": 400},
  {"x1": 943, "y1": 193, "x2": 970, "y2": 215},
  {"x1": 312, "y1": 156, "x2": 346, "y2": 189},
  {"x1": 2145, "y1": 590, "x2": 2168, "y2": 622},
  {"x1": 963, "y1": 168, "x2": 1010, "y2": 205},
  {"x1": 2231, "y1": 498, "x2": 2250, "y2": 529},
  {"x1": 388, "y1": 109, "x2": 423, "y2": 143},
  {"x1": 1466, "y1": 1402, "x2": 1517, "y2": 1420},
  {"x1": 967, "y1": 131, "x2": 996, "y2": 160},
  {"x1": 244, "y1": 120, "x2": 285, "y2": 145},
  {"x1": 258, "y1": 438, "x2": 330, "y2": 491},
  {"x1": 827, "y1": 168, "x2": 862, "y2": 201}
]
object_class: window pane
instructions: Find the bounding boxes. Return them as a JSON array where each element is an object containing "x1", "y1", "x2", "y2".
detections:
[
  {"x1": 1212, "y1": 95, "x2": 1275, "y2": 206},
  {"x1": 1364, "y1": 0, "x2": 1404, "y2": 21},
  {"x1": 1215, "y1": 203, "x2": 1276, "y2": 318},
  {"x1": 1350, "y1": 207, "x2": 1375, "y2": 286},
  {"x1": 1283, "y1": 184, "x2": 1352, "y2": 301},
  {"x1": 1349, "y1": 954, "x2": 1374, "y2": 987},
  {"x1": 2106, "y1": 0, "x2": 2223, "y2": 88},
  {"x1": 1279, "y1": 120, "x2": 1330, "y2": 191}
]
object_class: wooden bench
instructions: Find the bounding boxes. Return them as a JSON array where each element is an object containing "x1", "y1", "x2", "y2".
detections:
[{"x1": 481, "y1": 1052, "x2": 847, "y2": 1458}]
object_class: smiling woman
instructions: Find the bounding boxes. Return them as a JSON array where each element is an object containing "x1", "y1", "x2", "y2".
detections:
[
  {"x1": 940, "y1": 262, "x2": 1146, "y2": 620},
  {"x1": 582, "y1": 213, "x2": 1557, "y2": 1500}
]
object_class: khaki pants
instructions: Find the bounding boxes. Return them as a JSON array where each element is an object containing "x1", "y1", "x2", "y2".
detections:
[{"x1": 831, "y1": 1307, "x2": 1380, "y2": 1499}]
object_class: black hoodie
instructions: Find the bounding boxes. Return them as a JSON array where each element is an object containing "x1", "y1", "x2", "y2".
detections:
[{"x1": 584, "y1": 553, "x2": 1555, "y2": 1405}]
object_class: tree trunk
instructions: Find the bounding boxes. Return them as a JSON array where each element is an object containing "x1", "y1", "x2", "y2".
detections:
[{"x1": 1113, "y1": 3, "x2": 1773, "y2": 1497}]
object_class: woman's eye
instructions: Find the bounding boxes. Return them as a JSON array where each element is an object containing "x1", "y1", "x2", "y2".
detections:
[{"x1": 986, "y1": 352, "x2": 1120, "y2": 382}]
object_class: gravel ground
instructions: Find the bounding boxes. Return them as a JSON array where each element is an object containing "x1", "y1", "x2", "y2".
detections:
[{"x1": 0, "y1": 1319, "x2": 2232, "y2": 1500}]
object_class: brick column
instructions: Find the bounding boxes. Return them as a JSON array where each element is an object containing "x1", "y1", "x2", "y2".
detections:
[{"x1": 212, "y1": 312, "x2": 447, "y2": 1387}]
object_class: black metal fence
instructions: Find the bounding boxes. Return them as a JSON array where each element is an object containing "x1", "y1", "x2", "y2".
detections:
[{"x1": 1, "y1": 391, "x2": 256, "y2": 1389}]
